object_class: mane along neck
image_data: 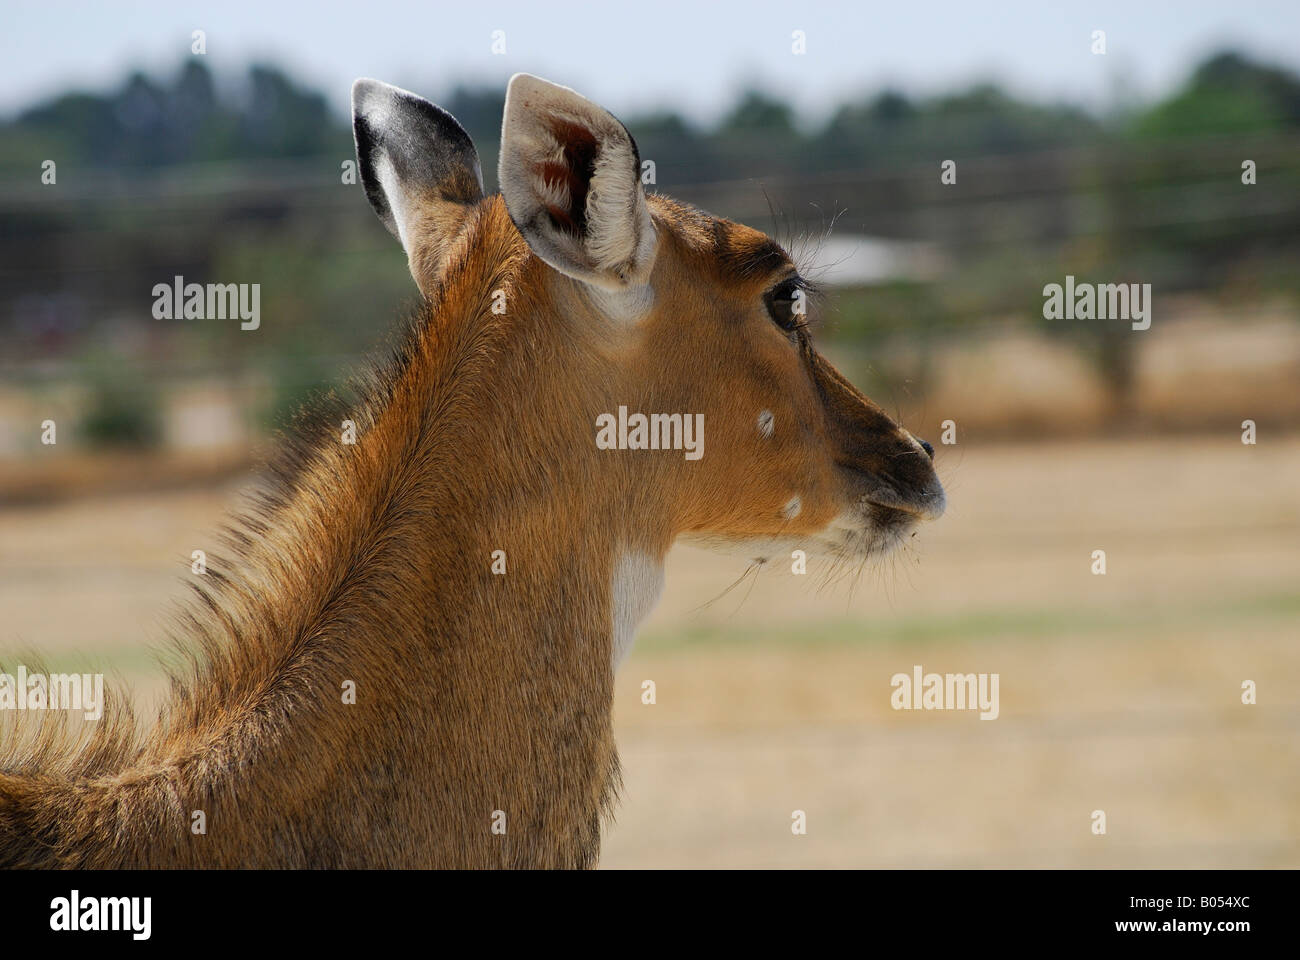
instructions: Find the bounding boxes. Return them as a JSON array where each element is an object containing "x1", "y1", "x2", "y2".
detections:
[{"x1": 1, "y1": 197, "x2": 643, "y2": 868}]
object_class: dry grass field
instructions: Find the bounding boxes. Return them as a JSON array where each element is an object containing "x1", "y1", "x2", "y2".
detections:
[{"x1": 2, "y1": 435, "x2": 1297, "y2": 867}]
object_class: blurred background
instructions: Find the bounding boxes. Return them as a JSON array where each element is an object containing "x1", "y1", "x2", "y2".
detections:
[{"x1": 1, "y1": 1, "x2": 1297, "y2": 866}]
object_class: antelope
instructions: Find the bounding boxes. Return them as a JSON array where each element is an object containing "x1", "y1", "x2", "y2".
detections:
[{"x1": 0, "y1": 74, "x2": 945, "y2": 869}]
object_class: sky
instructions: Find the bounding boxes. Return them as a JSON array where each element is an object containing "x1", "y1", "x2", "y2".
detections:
[{"x1": 3, "y1": 1, "x2": 1300, "y2": 124}]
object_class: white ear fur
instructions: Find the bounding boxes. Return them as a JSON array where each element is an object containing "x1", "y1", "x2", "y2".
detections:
[{"x1": 498, "y1": 74, "x2": 656, "y2": 291}]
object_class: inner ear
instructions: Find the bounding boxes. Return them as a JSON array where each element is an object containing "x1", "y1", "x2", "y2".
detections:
[
  {"x1": 499, "y1": 74, "x2": 656, "y2": 292},
  {"x1": 538, "y1": 118, "x2": 601, "y2": 237}
]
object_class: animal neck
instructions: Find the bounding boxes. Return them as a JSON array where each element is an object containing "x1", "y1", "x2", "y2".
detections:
[{"x1": 17, "y1": 199, "x2": 669, "y2": 868}]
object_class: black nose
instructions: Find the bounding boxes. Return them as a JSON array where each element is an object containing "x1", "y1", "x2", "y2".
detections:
[{"x1": 919, "y1": 439, "x2": 935, "y2": 460}]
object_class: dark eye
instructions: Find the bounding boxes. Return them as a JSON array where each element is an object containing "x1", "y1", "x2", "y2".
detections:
[{"x1": 765, "y1": 277, "x2": 807, "y2": 331}]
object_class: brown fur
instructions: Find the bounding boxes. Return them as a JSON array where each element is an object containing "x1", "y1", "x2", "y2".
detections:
[{"x1": 0, "y1": 186, "x2": 941, "y2": 867}]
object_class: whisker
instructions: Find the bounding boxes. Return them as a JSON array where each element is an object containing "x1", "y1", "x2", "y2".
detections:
[{"x1": 688, "y1": 560, "x2": 761, "y2": 614}]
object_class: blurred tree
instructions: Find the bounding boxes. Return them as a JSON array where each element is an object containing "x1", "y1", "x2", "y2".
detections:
[
  {"x1": 1135, "y1": 52, "x2": 1300, "y2": 137},
  {"x1": 721, "y1": 90, "x2": 797, "y2": 134}
]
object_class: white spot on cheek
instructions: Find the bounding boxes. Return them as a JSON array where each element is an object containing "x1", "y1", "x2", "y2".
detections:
[
  {"x1": 781, "y1": 496, "x2": 802, "y2": 519},
  {"x1": 757, "y1": 409, "x2": 775, "y2": 438}
]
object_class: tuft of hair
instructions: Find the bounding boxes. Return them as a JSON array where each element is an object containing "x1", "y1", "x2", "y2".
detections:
[{"x1": 0, "y1": 197, "x2": 531, "y2": 866}]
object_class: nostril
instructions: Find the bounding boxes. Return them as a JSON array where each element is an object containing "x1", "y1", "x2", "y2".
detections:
[{"x1": 919, "y1": 439, "x2": 935, "y2": 460}]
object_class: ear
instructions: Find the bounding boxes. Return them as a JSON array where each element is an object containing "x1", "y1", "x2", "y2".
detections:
[
  {"x1": 499, "y1": 74, "x2": 657, "y2": 291},
  {"x1": 352, "y1": 78, "x2": 484, "y2": 295}
]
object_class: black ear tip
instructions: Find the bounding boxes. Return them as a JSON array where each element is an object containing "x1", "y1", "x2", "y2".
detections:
[
  {"x1": 352, "y1": 79, "x2": 475, "y2": 156},
  {"x1": 348, "y1": 78, "x2": 484, "y2": 244}
]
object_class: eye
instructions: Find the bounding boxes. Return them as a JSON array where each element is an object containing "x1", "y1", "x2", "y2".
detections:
[{"x1": 765, "y1": 277, "x2": 807, "y2": 331}]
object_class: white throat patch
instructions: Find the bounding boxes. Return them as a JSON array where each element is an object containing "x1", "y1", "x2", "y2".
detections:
[{"x1": 610, "y1": 550, "x2": 665, "y2": 670}]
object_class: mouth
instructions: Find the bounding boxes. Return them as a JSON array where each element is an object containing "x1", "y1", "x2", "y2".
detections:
[
  {"x1": 811, "y1": 502, "x2": 922, "y2": 562},
  {"x1": 810, "y1": 461, "x2": 947, "y2": 561},
  {"x1": 835, "y1": 463, "x2": 947, "y2": 523}
]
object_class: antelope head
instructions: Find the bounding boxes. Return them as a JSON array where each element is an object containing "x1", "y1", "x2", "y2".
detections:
[{"x1": 352, "y1": 74, "x2": 945, "y2": 651}]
